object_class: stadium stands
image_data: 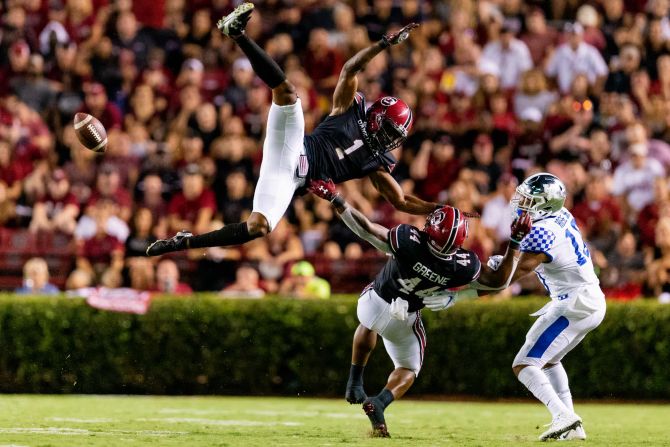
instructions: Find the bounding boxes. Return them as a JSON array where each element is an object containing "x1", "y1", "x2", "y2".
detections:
[{"x1": 0, "y1": 1, "x2": 667, "y2": 297}]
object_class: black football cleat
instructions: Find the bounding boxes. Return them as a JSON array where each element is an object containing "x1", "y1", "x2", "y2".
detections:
[
  {"x1": 146, "y1": 231, "x2": 193, "y2": 257},
  {"x1": 217, "y1": 2, "x2": 254, "y2": 37},
  {"x1": 362, "y1": 397, "x2": 390, "y2": 438},
  {"x1": 345, "y1": 382, "x2": 367, "y2": 404}
]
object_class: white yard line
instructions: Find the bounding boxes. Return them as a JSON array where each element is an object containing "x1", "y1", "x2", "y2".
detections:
[
  {"x1": 0, "y1": 427, "x2": 187, "y2": 436},
  {"x1": 47, "y1": 417, "x2": 115, "y2": 423},
  {"x1": 139, "y1": 417, "x2": 302, "y2": 426},
  {"x1": 159, "y1": 408, "x2": 351, "y2": 419}
]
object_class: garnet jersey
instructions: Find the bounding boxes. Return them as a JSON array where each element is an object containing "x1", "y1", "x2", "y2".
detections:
[
  {"x1": 373, "y1": 224, "x2": 481, "y2": 312},
  {"x1": 304, "y1": 92, "x2": 396, "y2": 184}
]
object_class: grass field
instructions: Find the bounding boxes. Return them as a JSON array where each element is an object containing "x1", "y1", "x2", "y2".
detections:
[{"x1": 0, "y1": 395, "x2": 668, "y2": 446}]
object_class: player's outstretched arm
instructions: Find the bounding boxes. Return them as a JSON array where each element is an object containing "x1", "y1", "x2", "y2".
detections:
[
  {"x1": 369, "y1": 170, "x2": 440, "y2": 215},
  {"x1": 331, "y1": 23, "x2": 419, "y2": 116},
  {"x1": 475, "y1": 213, "x2": 544, "y2": 291},
  {"x1": 308, "y1": 179, "x2": 392, "y2": 253}
]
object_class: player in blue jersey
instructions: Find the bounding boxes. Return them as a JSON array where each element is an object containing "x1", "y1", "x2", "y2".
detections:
[
  {"x1": 147, "y1": 3, "x2": 439, "y2": 257},
  {"x1": 309, "y1": 178, "x2": 531, "y2": 437},
  {"x1": 424, "y1": 173, "x2": 606, "y2": 441}
]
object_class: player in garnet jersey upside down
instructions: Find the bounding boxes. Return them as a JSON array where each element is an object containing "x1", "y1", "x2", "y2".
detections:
[{"x1": 147, "y1": 3, "x2": 440, "y2": 257}]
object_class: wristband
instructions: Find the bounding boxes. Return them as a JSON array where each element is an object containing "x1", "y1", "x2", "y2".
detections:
[
  {"x1": 508, "y1": 239, "x2": 521, "y2": 249},
  {"x1": 379, "y1": 37, "x2": 391, "y2": 49},
  {"x1": 331, "y1": 194, "x2": 345, "y2": 208}
]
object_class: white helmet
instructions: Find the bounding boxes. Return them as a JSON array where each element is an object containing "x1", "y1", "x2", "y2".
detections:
[{"x1": 511, "y1": 173, "x2": 567, "y2": 220}]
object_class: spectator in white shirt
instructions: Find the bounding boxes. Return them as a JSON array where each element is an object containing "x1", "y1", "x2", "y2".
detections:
[
  {"x1": 612, "y1": 142, "x2": 665, "y2": 219},
  {"x1": 479, "y1": 21, "x2": 533, "y2": 90},
  {"x1": 481, "y1": 173, "x2": 518, "y2": 245},
  {"x1": 546, "y1": 22, "x2": 608, "y2": 94}
]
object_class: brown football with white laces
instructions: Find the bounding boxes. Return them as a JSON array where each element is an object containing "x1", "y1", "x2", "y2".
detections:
[{"x1": 73, "y1": 113, "x2": 108, "y2": 153}]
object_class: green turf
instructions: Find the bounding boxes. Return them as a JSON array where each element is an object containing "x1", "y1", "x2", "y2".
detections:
[{"x1": 0, "y1": 395, "x2": 668, "y2": 446}]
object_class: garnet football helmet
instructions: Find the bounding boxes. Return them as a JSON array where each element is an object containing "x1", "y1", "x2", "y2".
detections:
[
  {"x1": 365, "y1": 96, "x2": 413, "y2": 156},
  {"x1": 424, "y1": 206, "x2": 469, "y2": 259},
  {"x1": 511, "y1": 172, "x2": 566, "y2": 220}
]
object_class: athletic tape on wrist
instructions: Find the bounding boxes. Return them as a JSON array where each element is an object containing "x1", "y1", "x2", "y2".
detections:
[{"x1": 331, "y1": 195, "x2": 345, "y2": 208}]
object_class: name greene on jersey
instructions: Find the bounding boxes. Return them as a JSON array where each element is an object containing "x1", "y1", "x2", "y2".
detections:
[
  {"x1": 372, "y1": 224, "x2": 482, "y2": 312},
  {"x1": 303, "y1": 92, "x2": 396, "y2": 184}
]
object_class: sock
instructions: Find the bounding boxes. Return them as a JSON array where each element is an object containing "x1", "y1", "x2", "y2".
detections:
[
  {"x1": 544, "y1": 363, "x2": 574, "y2": 412},
  {"x1": 187, "y1": 222, "x2": 254, "y2": 249},
  {"x1": 518, "y1": 366, "x2": 570, "y2": 419},
  {"x1": 234, "y1": 34, "x2": 286, "y2": 89},
  {"x1": 375, "y1": 388, "x2": 394, "y2": 410},
  {"x1": 349, "y1": 364, "x2": 365, "y2": 385}
]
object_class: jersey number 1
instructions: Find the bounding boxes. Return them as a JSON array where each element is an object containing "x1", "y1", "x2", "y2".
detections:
[{"x1": 335, "y1": 140, "x2": 364, "y2": 160}]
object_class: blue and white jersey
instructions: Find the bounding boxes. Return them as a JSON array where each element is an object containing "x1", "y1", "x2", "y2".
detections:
[{"x1": 520, "y1": 208, "x2": 601, "y2": 300}]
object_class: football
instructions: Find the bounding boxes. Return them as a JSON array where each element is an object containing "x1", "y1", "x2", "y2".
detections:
[{"x1": 73, "y1": 113, "x2": 108, "y2": 153}]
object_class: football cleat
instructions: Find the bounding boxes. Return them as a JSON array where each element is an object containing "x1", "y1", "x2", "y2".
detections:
[
  {"x1": 146, "y1": 231, "x2": 193, "y2": 257},
  {"x1": 217, "y1": 2, "x2": 254, "y2": 37},
  {"x1": 539, "y1": 413, "x2": 582, "y2": 441},
  {"x1": 558, "y1": 425, "x2": 587, "y2": 441},
  {"x1": 362, "y1": 398, "x2": 390, "y2": 438},
  {"x1": 345, "y1": 382, "x2": 367, "y2": 404}
]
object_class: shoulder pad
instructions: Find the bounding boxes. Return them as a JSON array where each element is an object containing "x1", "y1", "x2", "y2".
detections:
[
  {"x1": 521, "y1": 226, "x2": 556, "y2": 254},
  {"x1": 389, "y1": 224, "x2": 422, "y2": 254}
]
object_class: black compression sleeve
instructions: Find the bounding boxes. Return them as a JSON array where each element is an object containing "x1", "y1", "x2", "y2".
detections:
[
  {"x1": 234, "y1": 34, "x2": 286, "y2": 89},
  {"x1": 187, "y1": 222, "x2": 255, "y2": 249}
]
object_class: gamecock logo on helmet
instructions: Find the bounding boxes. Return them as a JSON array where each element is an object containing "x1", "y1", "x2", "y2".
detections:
[
  {"x1": 380, "y1": 97, "x2": 398, "y2": 107},
  {"x1": 429, "y1": 210, "x2": 446, "y2": 226}
]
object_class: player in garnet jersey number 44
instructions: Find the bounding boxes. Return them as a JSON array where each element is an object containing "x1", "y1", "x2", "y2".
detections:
[
  {"x1": 309, "y1": 178, "x2": 532, "y2": 438},
  {"x1": 146, "y1": 3, "x2": 440, "y2": 257}
]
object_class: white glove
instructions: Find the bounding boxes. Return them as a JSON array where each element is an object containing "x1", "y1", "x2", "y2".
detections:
[
  {"x1": 389, "y1": 298, "x2": 409, "y2": 321},
  {"x1": 422, "y1": 292, "x2": 457, "y2": 311},
  {"x1": 487, "y1": 255, "x2": 504, "y2": 271}
]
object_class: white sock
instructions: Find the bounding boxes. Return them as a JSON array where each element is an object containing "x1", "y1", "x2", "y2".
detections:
[
  {"x1": 544, "y1": 362, "x2": 574, "y2": 412},
  {"x1": 518, "y1": 366, "x2": 570, "y2": 419}
]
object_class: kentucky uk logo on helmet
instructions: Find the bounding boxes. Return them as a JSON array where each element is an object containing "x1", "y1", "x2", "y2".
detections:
[{"x1": 511, "y1": 172, "x2": 567, "y2": 220}]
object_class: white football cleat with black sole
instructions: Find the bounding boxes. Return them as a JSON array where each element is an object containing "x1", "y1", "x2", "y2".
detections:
[
  {"x1": 539, "y1": 413, "x2": 582, "y2": 441},
  {"x1": 217, "y1": 2, "x2": 254, "y2": 37},
  {"x1": 558, "y1": 425, "x2": 587, "y2": 441}
]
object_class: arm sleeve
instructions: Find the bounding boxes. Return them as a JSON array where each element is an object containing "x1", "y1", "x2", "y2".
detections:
[{"x1": 340, "y1": 208, "x2": 392, "y2": 254}]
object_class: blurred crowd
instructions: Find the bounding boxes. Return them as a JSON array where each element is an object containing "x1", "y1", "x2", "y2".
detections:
[{"x1": 1, "y1": 0, "x2": 669, "y2": 299}]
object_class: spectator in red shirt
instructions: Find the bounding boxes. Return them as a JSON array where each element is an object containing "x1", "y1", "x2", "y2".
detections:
[
  {"x1": 136, "y1": 173, "x2": 167, "y2": 238},
  {"x1": 167, "y1": 163, "x2": 216, "y2": 235},
  {"x1": 410, "y1": 135, "x2": 461, "y2": 202},
  {"x1": 520, "y1": 7, "x2": 557, "y2": 66},
  {"x1": 637, "y1": 177, "x2": 670, "y2": 248},
  {"x1": 444, "y1": 91, "x2": 479, "y2": 140},
  {"x1": 155, "y1": 259, "x2": 192, "y2": 295},
  {"x1": 87, "y1": 164, "x2": 132, "y2": 222},
  {"x1": 78, "y1": 82, "x2": 123, "y2": 131},
  {"x1": 30, "y1": 168, "x2": 80, "y2": 234},
  {"x1": 304, "y1": 28, "x2": 343, "y2": 93},
  {"x1": 571, "y1": 171, "x2": 623, "y2": 252},
  {"x1": 0, "y1": 140, "x2": 27, "y2": 203},
  {"x1": 76, "y1": 201, "x2": 125, "y2": 277}
]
